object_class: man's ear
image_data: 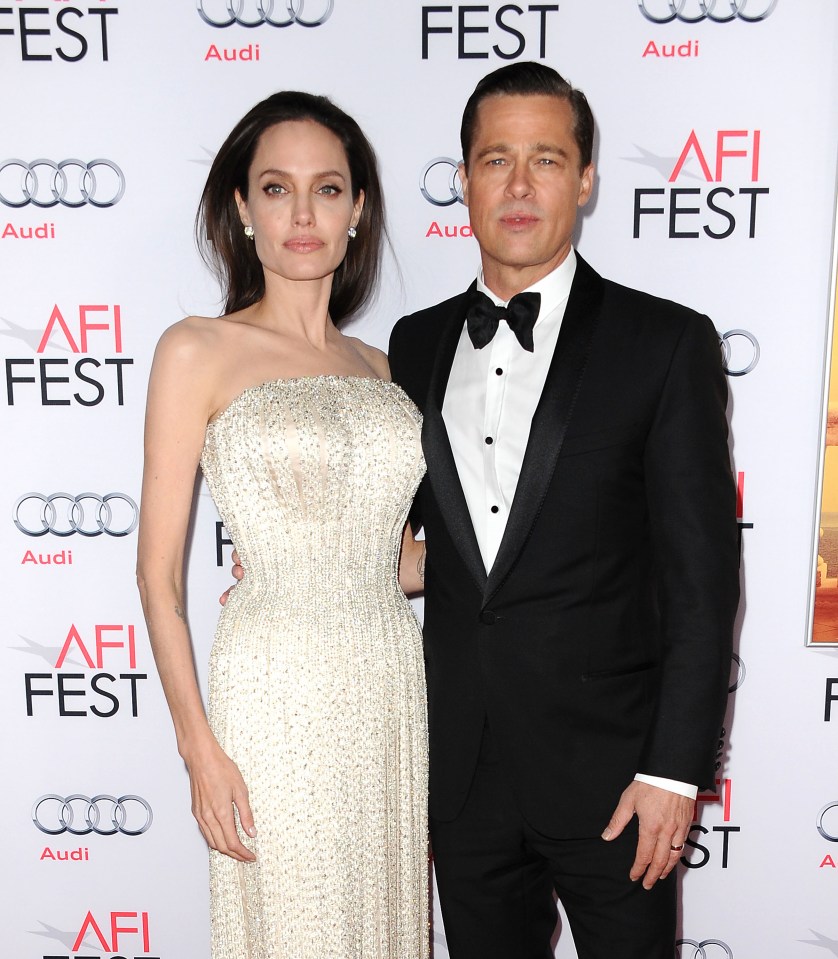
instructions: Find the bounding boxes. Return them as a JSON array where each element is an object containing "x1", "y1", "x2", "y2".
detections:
[{"x1": 458, "y1": 162, "x2": 469, "y2": 208}]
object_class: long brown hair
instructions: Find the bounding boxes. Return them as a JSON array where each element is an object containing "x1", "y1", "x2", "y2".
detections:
[{"x1": 197, "y1": 91, "x2": 386, "y2": 323}]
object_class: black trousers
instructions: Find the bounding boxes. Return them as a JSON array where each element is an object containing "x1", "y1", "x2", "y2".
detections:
[{"x1": 430, "y1": 725, "x2": 677, "y2": 959}]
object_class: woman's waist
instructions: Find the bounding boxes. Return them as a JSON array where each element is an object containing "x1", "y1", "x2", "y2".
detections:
[
  {"x1": 226, "y1": 564, "x2": 401, "y2": 594},
  {"x1": 213, "y1": 589, "x2": 421, "y2": 653},
  {"x1": 220, "y1": 575, "x2": 413, "y2": 618}
]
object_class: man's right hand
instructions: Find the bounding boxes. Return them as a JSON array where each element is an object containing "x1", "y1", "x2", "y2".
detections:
[
  {"x1": 601, "y1": 780, "x2": 692, "y2": 889},
  {"x1": 220, "y1": 549, "x2": 244, "y2": 606}
]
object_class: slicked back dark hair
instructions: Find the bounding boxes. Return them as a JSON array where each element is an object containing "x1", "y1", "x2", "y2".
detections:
[
  {"x1": 197, "y1": 91, "x2": 385, "y2": 323},
  {"x1": 460, "y1": 62, "x2": 594, "y2": 173}
]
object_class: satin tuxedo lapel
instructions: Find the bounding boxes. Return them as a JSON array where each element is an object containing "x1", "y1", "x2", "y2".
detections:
[
  {"x1": 484, "y1": 256, "x2": 605, "y2": 602},
  {"x1": 421, "y1": 284, "x2": 488, "y2": 592}
]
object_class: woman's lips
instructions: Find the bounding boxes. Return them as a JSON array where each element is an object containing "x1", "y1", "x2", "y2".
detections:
[{"x1": 283, "y1": 236, "x2": 324, "y2": 252}]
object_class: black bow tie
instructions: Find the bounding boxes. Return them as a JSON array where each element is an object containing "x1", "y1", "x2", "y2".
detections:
[{"x1": 465, "y1": 288, "x2": 541, "y2": 352}]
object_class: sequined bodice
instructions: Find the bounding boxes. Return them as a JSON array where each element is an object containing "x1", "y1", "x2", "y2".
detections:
[{"x1": 201, "y1": 375, "x2": 425, "y2": 608}]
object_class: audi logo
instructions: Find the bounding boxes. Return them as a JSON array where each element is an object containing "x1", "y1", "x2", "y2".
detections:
[
  {"x1": 817, "y1": 801, "x2": 838, "y2": 842},
  {"x1": 718, "y1": 329, "x2": 759, "y2": 377},
  {"x1": 638, "y1": 0, "x2": 777, "y2": 22},
  {"x1": 197, "y1": 0, "x2": 334, "y2": 27},
  {"x1": 729, "y1": 652, "x2": 745, "y2": 692},
  {"x1": 420, "y1": 157, "x2": 465, "y2": 207},
  {"x1": 14, "y1": 493, "x2": 139, "y2": 538},
  {"x1": 32, "y1": 794, "x2": 153, "y2": 836},
  {"x1": 0, "y1": 159, "x2": 125, "y2": 209},
  {"x1": 676, "y1": 940, "x2": 734, "y2": 959}
]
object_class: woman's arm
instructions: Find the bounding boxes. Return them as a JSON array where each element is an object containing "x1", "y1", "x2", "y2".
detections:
[{"x1": 136, "y1": 321, "x2": 256, "y2": 862}]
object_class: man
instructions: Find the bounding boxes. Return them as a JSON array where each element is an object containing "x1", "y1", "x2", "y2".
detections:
[{"x1": 387, "y1": 62, "x2": 739, "y2": 958}]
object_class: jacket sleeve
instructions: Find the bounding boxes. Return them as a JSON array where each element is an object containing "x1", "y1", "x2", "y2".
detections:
[
  {"x1": 387, "y1": 317, "x2": 409, "y2": 391},
  {"x1": 638, "y1": 313, "x2": 740, "y2": 789}
]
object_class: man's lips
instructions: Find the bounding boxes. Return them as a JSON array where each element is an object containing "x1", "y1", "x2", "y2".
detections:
[
  {"x1": 283, "y1": 236, "x2": 324, "y2": 252},
  {"x1": 499, "y1": 213, "x2": 540, "y2": 229}
]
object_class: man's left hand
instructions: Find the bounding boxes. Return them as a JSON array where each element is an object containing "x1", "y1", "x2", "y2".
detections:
[
  {"x1": 601, "y1": 781, "x2": 692, "y2": 889},
  {"x1": 219, "y1": 549, "x2": 244, "y2": 606}
]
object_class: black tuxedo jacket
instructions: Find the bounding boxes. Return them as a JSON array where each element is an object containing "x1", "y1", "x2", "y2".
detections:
[{"x1": 388, "y1": 254, "x2": 740, "y2": 838}]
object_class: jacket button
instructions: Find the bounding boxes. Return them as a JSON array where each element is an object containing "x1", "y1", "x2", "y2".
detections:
[{"x1": 479, "y1": 610, "x2": 496, "y2": 625}]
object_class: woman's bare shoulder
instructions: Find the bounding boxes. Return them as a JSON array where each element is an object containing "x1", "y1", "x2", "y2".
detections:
[
  {"x1": 154, "y1": 314, "x2": 242, "y2": 370},
  {"x1": 345, "y1": 335, "x2": 390, "y2": 380}
]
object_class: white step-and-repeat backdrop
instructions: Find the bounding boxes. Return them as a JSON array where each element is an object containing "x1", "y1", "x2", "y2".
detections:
[{"x1": 2, "y1": 2, "x2": 838, "y2": 957}]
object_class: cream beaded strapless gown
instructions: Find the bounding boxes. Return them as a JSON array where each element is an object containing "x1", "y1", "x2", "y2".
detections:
[{"x1": 200, "y1": 376, "x2": 428, "y2": 959}]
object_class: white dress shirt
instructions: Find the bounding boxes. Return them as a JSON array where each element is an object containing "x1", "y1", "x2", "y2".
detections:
[{"x1": 442, "y1": 250, "x2": 696, "y2": 801}]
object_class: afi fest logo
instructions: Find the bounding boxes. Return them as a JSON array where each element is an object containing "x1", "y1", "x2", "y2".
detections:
[
  {"x1": 31, "y1": 909, "x2": 157, "y2": 959},
  {"x1": 736, "y1": 471, "x2": 754, "y2": 559},
  {"x1": 3, "y1": 302, "x2": 132, "y2": 407},
  {"x1": 686, "y1": 776, "x2": 740, "y2": 869},
  {"x1": 0, "y1": 3, "x2": 118, "y2": 62},
  {"x1": 421, "y1": 3, "x2": 559, "y2": 60},
  {"x1": 21, "y1": 623, "x2": 148, "y2": 720},
  {"x1": 681, "y1": 658, "x2": 744, "y2": 871},
  {"x1": 826, "y1": 678, "x2": 838, "y2": 722},
  {"x1": 630, "y1": 128, "x2": 769, "y2": 241}
]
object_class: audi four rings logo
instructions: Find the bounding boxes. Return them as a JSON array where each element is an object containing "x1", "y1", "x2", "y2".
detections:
[
  {"x1": 32, "y1": 794, "x2": 153, "y2": 836},
  {"x1": 718, "y1": 329, "x2": 759, "y2": 376},
  {"x1": 817, "y1": 801, "x2": 838, "y2": 842},
  {"x1": 0, "y1": 159, "x2": 125, "y2": 209},
  {"x1": 14, "y1": 493, "x2": 139, "y2": 538},
  {"x1": 676, "y1": 941, "x2": 734, "y2": 959},
  {"x1": 197, "y1": 0, "x2": 334, "y2": 27},
  {"x1": 638, "y1": 0, "x2": 778, "y2": 22},
  {"x1": 729, "y1": 652, "x2": 745, "y2": 692},
  {"x1": 420, "y1": 157, "x2": 464, "y2": 207}
]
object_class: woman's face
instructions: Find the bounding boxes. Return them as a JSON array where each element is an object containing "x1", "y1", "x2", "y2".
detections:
[{"x1": 235, "y1": 119, "x2": 363, "y2": 286}]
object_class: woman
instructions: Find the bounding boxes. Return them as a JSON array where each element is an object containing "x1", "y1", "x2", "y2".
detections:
[{"x1": 136, "y1": 92, "x2": 428, "y2": 959}]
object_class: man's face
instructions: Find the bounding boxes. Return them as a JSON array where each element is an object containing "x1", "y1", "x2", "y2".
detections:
[{"x1": 459, "y1": 94, "x2": 593, "y2": 296}]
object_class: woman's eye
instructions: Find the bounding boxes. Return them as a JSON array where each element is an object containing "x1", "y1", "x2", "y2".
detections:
[
  {"x1": 318, "y1": 184, "x2": 342, "y2": 195},
  {"x1": 264, "y1": 184, "x2": 287, "y2": 195}
]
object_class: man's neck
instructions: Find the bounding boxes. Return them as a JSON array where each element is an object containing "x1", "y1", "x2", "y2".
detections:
[{"x1": 480, "y1": 250, "x2": 572, "y2": 302}]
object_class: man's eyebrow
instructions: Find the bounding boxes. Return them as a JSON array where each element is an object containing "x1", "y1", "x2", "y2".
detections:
[
  {"x1": 474, "y1": 143, "x2": 512, "y2": 161},
  {"x1": 473, "y1": 142, "x2": 570, "y2": 160},
  {"x1": 532, "y1": 142, "x2": 570, "y2": 158}
]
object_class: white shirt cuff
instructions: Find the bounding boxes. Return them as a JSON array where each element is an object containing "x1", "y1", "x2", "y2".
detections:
[{"x1": 634, "y1": 773, "x2": 697, "y2": 800}]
